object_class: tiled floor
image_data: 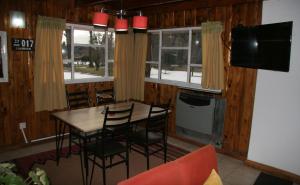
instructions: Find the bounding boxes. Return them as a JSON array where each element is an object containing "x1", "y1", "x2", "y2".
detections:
[
  {"x1": 0, "y1": 137, "x2": 298, "y2": 185},
  {"x1": 168, "y1": 137, "x2": 261, "y2": 185},
  {"x1": 168, "y1": 137, "x2": 299, "y2": 185}
]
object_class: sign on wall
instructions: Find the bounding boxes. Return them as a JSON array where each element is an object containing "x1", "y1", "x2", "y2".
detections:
[{"x1": 12, "y1": 38, "x2": 35, "y2": 51}]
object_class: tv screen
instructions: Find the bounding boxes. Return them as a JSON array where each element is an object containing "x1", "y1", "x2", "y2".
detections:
[{"x1": 231, "y1": 21, "x2": 293, "y2": 72}]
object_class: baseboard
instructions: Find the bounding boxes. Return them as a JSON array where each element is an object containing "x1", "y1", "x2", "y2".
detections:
[
  {"x1": 245, "y1": 160, "x2": 300, "y2": 184},
  {"x1": 0, "y1": 133, "x2": 69, "y2": 154}
]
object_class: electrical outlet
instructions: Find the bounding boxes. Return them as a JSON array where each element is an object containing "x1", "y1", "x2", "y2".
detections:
[{"x1": 19, "y1": 122, "x2": 26, "y2": 129}]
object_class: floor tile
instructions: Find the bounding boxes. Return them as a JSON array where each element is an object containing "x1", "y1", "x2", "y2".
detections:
[
  {"x1": 218, "y1": 155, "x2": 243, "y2": 180},
  {"x1": 224, "y1": 165, "x2": 260, "y2": 185}
]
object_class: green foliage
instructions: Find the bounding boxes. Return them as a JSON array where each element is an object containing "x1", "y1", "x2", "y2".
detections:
[{"x1": 0, "y1": 163, "x2": 49, "y2": 185}]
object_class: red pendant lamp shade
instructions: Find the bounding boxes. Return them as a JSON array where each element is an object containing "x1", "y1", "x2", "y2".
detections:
[
  {"x1": 115, "y1": 18, "x2": 128, "y2": 31},
  {"x1": 93, "y1": 12, "x2": 109, "y2": 27},
  {"x1": 133, "y1": 15, "x2": 148, "y2": 29}
]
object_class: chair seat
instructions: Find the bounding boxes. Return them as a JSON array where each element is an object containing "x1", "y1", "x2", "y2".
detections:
[
  {"x1": 132, "y1": 130, "x2": 162, "y2": 145},
  {"x1": 87, "y1": 140, "x2": 127, "y2": 157}
]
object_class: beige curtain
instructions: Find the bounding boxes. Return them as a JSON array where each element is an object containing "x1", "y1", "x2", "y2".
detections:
[
  {"x1": 34, "y1": 16, "x2": 67, "y2": 112},
  {"x1": 114, "y1": 31, "x2": 134, "y2": 101},
  {"x1": 201, "y1": 21, "x2": 225, "y2": 90},
  {"x1": 114, "y1": 30, "x2": 148, "y2": 102},
  {"x1": 130, "y1": 33, "x2": 148, "y2": 101}
]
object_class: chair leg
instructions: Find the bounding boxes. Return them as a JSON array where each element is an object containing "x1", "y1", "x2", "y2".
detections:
[
  {"x1": 110, "y1": 156, "x2": 113, "y2": 168},
  {"x1": 146, "y1": 146, "x2": 150, "y2": 170},
  {"x1": 126, "y1": 151, "x2": 129, "y2": 178},
  {"x1": 102, "y1": 158, "x2": 106, "y2": 185},
  {"x1": 68, "y1": 129, "x2": 72, "y2": 157},
  {"x1": 89, "y1": 155, "x2": 96, "y2": 185},
  {"x1": 164, "y1": 141, "x2": 167, "y2": 163}
]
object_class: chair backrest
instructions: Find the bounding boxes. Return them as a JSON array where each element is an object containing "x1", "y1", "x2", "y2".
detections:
[
  {"x1": 95, "y1": 88, "x2": 115, "y2": 105},
  {"x1": 102, "y1": 103, "x2": 135, "y2": 140},
  {"x1": 66, "y1": 89, "x2": 90, "y2": 110},
  {"x1": 146, "y1": 100, "x2": 170, "y2": 133}
]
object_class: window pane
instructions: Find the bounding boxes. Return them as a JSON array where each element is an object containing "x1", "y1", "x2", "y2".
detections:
[
  {"x1": 162, "y1": 31, "x2": 189, "y2": 47},
  {"x1": 191, "y1": 30, "x2": 202, "y2": 64},
  {"x1": 108, "y1": 62, "x2": 113, "y2": 77},
  {"x1": 74, "y1": 46, "x2": 105, "y2": 79},
  {"x1": 147, "y1": 33, "x2": 159, "y2": 61},
  {"x1": 145, "y1": 63, "x2": 158, "y2": 79},
  {"x1": 74, "y1": 30, "x2": 89, "y2": 44},
  {"x1": 108, "y1": 31, "x2": 115, "y2": 60},
  {"x1": 62, "y1": 29, "x2": 71, "y2": 60},
  {"x1": 161, "y1": 49, "x2": 188, "y2": 82},
  {"x1": 91, "y1": 31, "x2": 106, "y2": 45},
  {"x1": 74, "y1": 30, "x2": 106, "y2": 45},
  {"x1": 190, "y1": 66, "x2": 202, "y2": 84},
  {"x1": 63, "y1": 61, "x2": 72, "y2": 80}
]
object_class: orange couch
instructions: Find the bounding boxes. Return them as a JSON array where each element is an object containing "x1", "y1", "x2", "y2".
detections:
[{"x1": 118, "y1": 145, "x2": 218, "y2": 185}]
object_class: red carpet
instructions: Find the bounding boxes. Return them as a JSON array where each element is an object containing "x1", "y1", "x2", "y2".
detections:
[
  {"x1": 13, "y1": 145, "x2": 80, "y2": 177},
  {"x1": 13, "y1": 144, "x2": 188, "y2": 178}
]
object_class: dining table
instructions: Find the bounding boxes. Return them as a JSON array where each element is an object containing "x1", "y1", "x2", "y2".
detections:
[{"x1": 51, "y1": 101, "x2": 156, "y2": 185}]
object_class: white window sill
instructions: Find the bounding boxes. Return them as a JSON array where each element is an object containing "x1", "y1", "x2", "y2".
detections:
[
  {"x1": 145, "y1": 78, "x2": 222, "y2": 94},
  {"x1": 64, "y1": 77, "x2": 221, "y2": 94},
  {"x1": 64, "y1": 77, "x2": 114, "y2": 84}
]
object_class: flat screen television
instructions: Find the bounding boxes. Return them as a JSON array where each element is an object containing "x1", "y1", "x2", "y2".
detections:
[{"x1": 230, "y1": 21, "x2": 293, "y2": 72}]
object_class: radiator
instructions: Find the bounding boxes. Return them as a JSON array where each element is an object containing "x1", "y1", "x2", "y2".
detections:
[{"x1": 176, "y1": 92, "x2": 215, "y2": 135}]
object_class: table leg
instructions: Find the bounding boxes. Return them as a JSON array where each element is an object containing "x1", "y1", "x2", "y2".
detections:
[
  {"x1": 79, "y1": 138, "x2": 86, "y2": 185},
  {"x1": 55, "y1": 119, "x2": 66, "y2": 166}
]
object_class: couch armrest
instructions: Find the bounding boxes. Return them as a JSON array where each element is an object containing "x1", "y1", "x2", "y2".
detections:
[
  {"x1": 118, "y1": 161, "x2": 185, "y2": 185},
  {"x1": 176, "y1": 145, "x2": 218, "y2": 184},
  {"x1": 118, "y1": 145, "x2": 218, "y2": 185}
]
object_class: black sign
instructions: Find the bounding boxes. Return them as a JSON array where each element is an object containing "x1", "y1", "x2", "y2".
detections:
[{"x1": 12, "y1": 38, "x2": 35, "y2": 51}]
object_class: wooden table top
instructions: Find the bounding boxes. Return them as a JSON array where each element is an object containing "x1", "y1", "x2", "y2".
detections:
[{"x1": 51, "y1": 101, "x2": 152, "y2": 133}]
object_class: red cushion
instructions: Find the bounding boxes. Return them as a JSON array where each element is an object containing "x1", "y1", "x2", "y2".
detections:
[
  {"x1": 118, "y1": 145, "x2": 217, "y2": 185},
  {"x1": 118, "y1": 161, "x2": 185, "y2": 185},
  {"x1": 176, "y1": 145, "x2": 218, "y2": 185}
]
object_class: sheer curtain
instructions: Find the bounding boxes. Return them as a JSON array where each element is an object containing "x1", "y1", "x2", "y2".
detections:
[
  {"x1": 201, "y1": 21, "x2": 225, "y2": 90},
  {"x1": 114, "y1": 30, "x2": 148, "y2": 102},
  {"x1": 34, "y1": 16, "x2": 67, "y2": 112}
]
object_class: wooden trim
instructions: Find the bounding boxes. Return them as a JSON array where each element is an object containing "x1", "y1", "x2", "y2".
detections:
[
  {"x1": 171, "y1": 134, "x2": 246, "y2": 161},
  {"x1": 0, "y1": 138, "x2": 56, "y2": 155},
  {"x1": 171, "y1": 134, "x2": 206, "y2": 147},
  {"x1": 245, "y1": 160, "x2": 300, "y2": 184}
]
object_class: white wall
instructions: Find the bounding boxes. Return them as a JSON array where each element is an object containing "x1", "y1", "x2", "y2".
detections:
[{"x1": 248, "y1": 0, "x2": 300, "y2": 175}]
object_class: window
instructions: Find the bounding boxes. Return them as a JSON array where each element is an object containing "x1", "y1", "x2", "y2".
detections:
[
  {"x1": 62, "y1": 24, "x2": 115, "y2": 83},
  {"x1": 145, "y1": 27, "x2": 202, "y2": 88}
]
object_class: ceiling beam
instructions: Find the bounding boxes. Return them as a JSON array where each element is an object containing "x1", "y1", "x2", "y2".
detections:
[
  {"x1": 76, "y1": 0, "x2": 119, "y2": 7},
  {"x1": 125, "y1": 0, "x2": 188, "y2": 11}
]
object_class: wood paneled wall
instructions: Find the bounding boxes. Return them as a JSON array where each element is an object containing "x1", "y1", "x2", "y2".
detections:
[
  {"x1": 0, "y1": 0, "x2": 262, "y2": 159},
  {"x1": 142, "y1": 0, "x2": 262, "y2": 159},
  {"x1": 0, "y1": 0, "x2": 107, "y2": 147}
]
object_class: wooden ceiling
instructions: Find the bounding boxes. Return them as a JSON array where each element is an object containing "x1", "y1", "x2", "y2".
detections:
[
  {"x1": 76, "y1": 0, "x2": 262, "y2": 12},
  {"x1": 76, "y1": 0, "x2": 189, "y2": 10}
]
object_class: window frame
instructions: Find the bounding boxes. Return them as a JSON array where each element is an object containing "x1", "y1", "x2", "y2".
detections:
[
  {"x1": 145, "y1": 27, "x2": 203, "y2": 90},
  {"x1": 63, "y1": 23, "x2": 114, "y2": 84}
]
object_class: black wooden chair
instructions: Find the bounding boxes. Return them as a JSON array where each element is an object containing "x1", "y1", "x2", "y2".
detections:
[
  {"x1": 66, "y1": 89, "x2": 91, "y2": 109},
  {"x1": 95, "y1": 88, "x2": 115, "y2": 106},
  {"x1": 131, "y1": 100, "x2": 170, "y2": 170},
  {"x1": 65, "y1": 88, "x2": 92, "y2": 156},
  {"x1": 86, "y1": 103, "x2": 134, "y2": 185}
]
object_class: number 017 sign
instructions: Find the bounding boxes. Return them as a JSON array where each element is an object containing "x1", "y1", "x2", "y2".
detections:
[{"x1": 12, "y1": 38, "x2": 35, "y2": 51}]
